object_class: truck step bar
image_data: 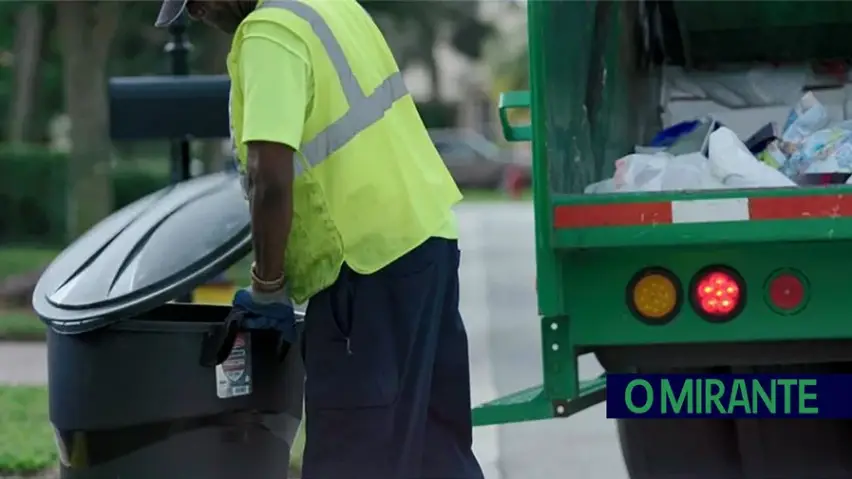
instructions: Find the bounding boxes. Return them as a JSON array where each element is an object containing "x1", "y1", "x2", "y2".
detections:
[{"x1": 472, "y1": 374, "x2": 607, "y2": 426}]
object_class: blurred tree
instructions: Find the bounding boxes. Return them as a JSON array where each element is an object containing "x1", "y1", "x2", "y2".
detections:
[
  {"x1": 56, "y1": 1, "x2": 121, "y2": 239},
  {"x1": 362, "y1": 0, "x2": 493, "y2": 102},
  {"x1": 110, "y1": 2, "x2": 170, "y2": 77},
  {"x1": 197, "y1": 28, "x2": 232, "y2": 173},
  {"x1": 5, "y1": 3, "x2": 44, "y2": 145},
  {"x1": 0, "y1": 1, "x2": 494, "y2": 147},
  {"x1": 484, "y1": 17, "x2": 528, "y2": 95},
  {"x1": 0, "y1": 5, "x2": 18, "y2": 140}
]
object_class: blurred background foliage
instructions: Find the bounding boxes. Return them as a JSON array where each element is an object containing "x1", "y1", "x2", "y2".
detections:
[{"x1": 0, "y1": 0, "x2": 529, "y2": 246}]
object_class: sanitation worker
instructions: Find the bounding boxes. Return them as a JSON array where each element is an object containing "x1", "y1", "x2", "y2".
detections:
[{"x1": 155, "y1": 1, "x2": 484, "y2": 478}]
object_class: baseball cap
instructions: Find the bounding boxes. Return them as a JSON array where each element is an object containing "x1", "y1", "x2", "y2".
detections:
[{"x1": 155, "y1": 0, "x2": 189, "y2": 28}]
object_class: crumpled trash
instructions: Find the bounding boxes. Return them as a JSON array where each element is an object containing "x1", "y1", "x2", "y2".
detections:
[
  {"x1": 588, "y1": 89, "x2": 852, "y2": 194},
  {"x1": 759, "y1": 92, "x2": 830, "y2": 173},
  {"x1": 641, "y1": 116, "x2": 720, "y2": 158},
  {"x1": 792, "y1": 123, "x2": 852, "y2": 175},
  {"x1": 782, "y1": 91, "x2": 830, "y2": 143},
  {"x1": 649, "y1": 120, "x2": 703, "y2": 148},
  {"x1": 584, "y1": 178, "x2": 617, "y2": 194},
  {"x1": 757, "y1": 141, "x2": 787, "y2": 169},
  {"x1": 743, "y1": 123, "x2": 779, "y2": 155},
  {"x1": 592, "y1": 127, "x2": 796, "y2": 194},
  {"x1": 707, "y1": 127, "x2": 797, "y2": 189},
  {"x1": 611, "y1": 152, "x2": 725, "y2": 193},
  {"x1": 762, "y1": 92, "x2": 852, "y2": 177}
]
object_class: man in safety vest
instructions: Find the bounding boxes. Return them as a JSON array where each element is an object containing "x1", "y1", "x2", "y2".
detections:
[{"x1": 156, "y1": 1, "x2": 485, "y2": 478}]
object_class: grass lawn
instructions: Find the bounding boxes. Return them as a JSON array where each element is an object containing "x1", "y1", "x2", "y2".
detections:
[
  {"x1": 0, "y1": 311, "x2": 45, "y2": 341},
  {"x1": 0, "y1": 384, "x2": 302, "y2": 477},
  {"x1": 0, "y1": 247, "x2": 59, "y2": 279},
  {"x1": 0, "y1": 386, "x2": 55, "y2": 476},
  {"x1": 0, "y1": 247, "x2": 58, "y2": 341}
]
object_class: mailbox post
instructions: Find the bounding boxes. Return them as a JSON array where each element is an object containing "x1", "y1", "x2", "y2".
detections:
[
  {"x1": 167, "y1": 13, "x2": 196, "y2": 303},
  {"x1": 166, "y1": 12, "x2": 193, "y2": 183},
  {"x1": 108, "y1": 28, "x2": 235, "y2": 305}
]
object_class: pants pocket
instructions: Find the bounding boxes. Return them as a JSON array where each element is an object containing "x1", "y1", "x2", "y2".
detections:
[{"x1": 304, "y1": 272, "x2": 399, "y2": 410}]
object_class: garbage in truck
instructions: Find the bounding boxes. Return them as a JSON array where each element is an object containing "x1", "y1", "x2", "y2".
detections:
[
  {"x1": 743, "y1": 123, "x2": 778, "y2": 156},
  {"x1": 608, "y1": 152, "x2": 725, "y2": 193},
  {"x1": 590, "y1": 91, "x2": 852, "y2": 193},
  {"x1": 664, "y1": 65, "x2": 809, "y2": 109},
  {"x1": 708, "y1": 127, "x2": 797, "y2": 189}
]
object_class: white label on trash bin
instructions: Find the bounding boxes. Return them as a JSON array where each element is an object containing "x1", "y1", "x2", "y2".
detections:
[{"x1": 216, "y1": 333, "x2": 253, "y2": 399}]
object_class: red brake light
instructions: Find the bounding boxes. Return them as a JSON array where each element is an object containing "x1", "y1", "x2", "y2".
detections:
[
  {"x1": 692, "y1": 267, "x2": 745, "y2": 321},
  {"x1": 767, "y1": 271, "x2": 806, "y2": 312}
]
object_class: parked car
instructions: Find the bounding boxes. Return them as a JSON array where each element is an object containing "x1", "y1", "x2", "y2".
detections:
[{"x1": 429, "y1": 129, "x2": 531, "y2": 190}]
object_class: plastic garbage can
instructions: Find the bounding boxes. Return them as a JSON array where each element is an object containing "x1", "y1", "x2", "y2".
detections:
[{"x1": 32, "y1": 172, "x2": 304, "y2": 479}]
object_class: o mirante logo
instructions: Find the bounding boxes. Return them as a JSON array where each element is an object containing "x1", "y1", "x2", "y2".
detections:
[{"x1": 607, "y1": 374, "x2": 830, "y2": 418}]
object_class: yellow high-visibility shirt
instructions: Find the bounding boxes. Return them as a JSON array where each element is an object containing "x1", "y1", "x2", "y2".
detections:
[
  {"x1": 235, "y1": 22, "x2": 312, "y2": 154},
  {"x1": 233, "y1": 20, "x2": 457, "y2": 241},
  {"x1": 228, "y1": 0, "x2": 462, "y2": 301}
]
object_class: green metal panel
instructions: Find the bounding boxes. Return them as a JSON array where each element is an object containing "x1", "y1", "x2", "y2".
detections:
[
  {"x1": 532, "y1": 0, "x2": 660, "y2": 197},
  {"x1": 477, "y1": 0, "x2": 852, "y2": 426},
  {"x1": 565, "y1": 241, "x2": 852, "y2": 347},
  {"x1": 673, "y1": 1, "x2": 852, "y2": 65}
]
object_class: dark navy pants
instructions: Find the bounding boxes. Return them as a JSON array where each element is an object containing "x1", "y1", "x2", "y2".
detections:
[{"x1": 301, "y1": 238, "x2": 484, "y2": 479}]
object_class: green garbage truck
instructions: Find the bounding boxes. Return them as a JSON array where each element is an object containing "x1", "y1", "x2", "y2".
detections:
[{"x1": 471, "y1": 1, "x2": 852, "y2": 478}]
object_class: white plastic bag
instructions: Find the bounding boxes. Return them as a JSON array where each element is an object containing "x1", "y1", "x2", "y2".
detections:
[
  {"x1": 613, "y1": 152, "x2": 725, "y2": 192},
  {"x1": 584, "y1": 178, "x2": 617, "y2": 194},
  {"x1": 708, "y1": 127, "x2": 797, "y2": 188}
]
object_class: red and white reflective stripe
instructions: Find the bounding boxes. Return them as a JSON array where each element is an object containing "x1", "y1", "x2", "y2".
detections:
[
  {"x1": 672, "y1": 198, "x2": 749, "y2": 224},
  {"x1": 553, "y1": 195, "x2": 852, "y2": 228}
]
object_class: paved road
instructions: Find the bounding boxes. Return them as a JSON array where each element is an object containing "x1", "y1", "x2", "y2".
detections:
[
  {"x1": 0, "y1": 202, "x2": 627, "y2": 479},
  {"x1": 457, "y1": 203, "x2": 627, "y2": 479},
  {"x1": 0, "y1": 342, "x2": 47, "y2": 385}
]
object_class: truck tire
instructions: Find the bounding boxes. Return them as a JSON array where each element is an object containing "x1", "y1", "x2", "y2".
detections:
[
  {"x1": 616, "y1": 367, "x2": 743, "y2": 479},
  {"x1": 733, "y1": 363, "x2": 852, "y2": 479}
]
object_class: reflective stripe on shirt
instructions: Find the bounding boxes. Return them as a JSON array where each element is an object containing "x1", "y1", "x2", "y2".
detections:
[
  {"x1": 228, "y1": 87, "x2": 240, "y2": 171},
  {"x1": 255, "y1": 0, "x2": 409, "y2": 175}
]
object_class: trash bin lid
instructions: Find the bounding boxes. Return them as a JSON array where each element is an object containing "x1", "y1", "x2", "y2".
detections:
[{"x1": 32, "y1": 172, "x2": 251, "y2": 334}]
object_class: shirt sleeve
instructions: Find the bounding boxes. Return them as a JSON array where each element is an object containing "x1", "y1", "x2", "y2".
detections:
[{"x1": 238, "y1": 22, "x2": 312, "y2": 150}]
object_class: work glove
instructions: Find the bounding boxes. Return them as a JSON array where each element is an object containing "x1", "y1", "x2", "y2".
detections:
[{"x1": 231, "y1": 286, "x2": 298, "y2": 345}]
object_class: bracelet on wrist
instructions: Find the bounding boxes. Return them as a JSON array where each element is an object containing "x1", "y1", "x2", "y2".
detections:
[{"x1": 250, "y1": 262, "x2": 285, "y2": 291}]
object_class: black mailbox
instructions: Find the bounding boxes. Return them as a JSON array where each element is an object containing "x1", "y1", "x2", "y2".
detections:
[{"x1": 109, "y1": 75, "x2": 230, "y2": 140}]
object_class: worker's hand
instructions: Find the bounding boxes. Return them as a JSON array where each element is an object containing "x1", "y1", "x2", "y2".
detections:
[{"x1": 231, "y1": 286, "x2": 297, "y2": 344}]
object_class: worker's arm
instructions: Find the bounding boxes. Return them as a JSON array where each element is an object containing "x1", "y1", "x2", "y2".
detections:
[{"x1": 239, "y1": 26, "x2": 312, "y2": 285}]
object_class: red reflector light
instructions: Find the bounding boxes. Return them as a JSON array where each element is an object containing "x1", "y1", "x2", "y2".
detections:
[
  {"x1": 691, "y1": 267, "x2": 745, "y2": 321},
  {"x1": 767, "y1": 271, "x2": 806, "y2": 312}
]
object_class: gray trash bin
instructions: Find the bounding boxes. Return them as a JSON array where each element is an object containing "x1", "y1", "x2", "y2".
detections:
[{"x1": 32, "y1": 172, "x2": 304, "y2": 479}]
